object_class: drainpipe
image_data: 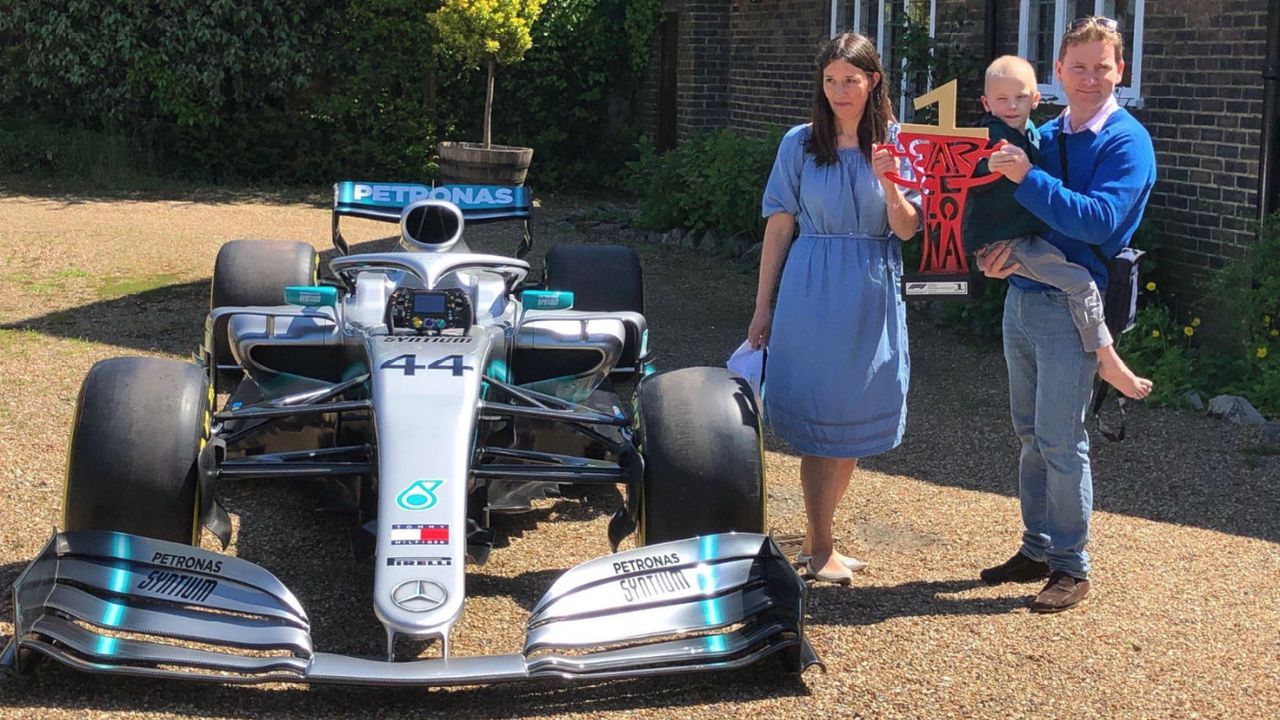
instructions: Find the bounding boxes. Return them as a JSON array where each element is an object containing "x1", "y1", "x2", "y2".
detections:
[
  {"x1": 1260, "y1": 0, "x2": 1280, "y2": 222},
  {"x1": 984, "y1": 0, "x2": 998, "y2": 63}
]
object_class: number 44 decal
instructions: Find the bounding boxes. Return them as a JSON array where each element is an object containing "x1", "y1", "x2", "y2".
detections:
[{"x1": 380, "y1": 354, "x2": 473, "y2": 377}]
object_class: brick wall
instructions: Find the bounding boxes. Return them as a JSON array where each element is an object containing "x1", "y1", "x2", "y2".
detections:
[
  {"x1": 727, "y1": 0, "x2": 831, "y2": 137},
  {"x1": 676, "y1": 2, "x2": 732, "y2": 142},
  {"x1": 1138, "y1": 0, "x2": 1267, "y2": 301}
]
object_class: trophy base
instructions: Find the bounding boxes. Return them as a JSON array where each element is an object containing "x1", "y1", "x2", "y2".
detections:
[{"x1": 901, "y1": 272, "x2": 981, "y2": 301}]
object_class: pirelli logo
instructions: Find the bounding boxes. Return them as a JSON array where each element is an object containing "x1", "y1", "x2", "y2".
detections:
[{"x1": 386, "y1": 557, "x2": 452, "y2": 567}]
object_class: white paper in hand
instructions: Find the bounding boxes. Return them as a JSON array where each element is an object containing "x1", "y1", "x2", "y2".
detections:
[{"x1": 726, "y1": 340, "x2": 765, "y2": 397}]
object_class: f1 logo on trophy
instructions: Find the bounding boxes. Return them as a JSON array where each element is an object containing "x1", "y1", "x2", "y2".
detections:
[{"x1": 877, "y1": 80, "x2": 1003, "y2": 301}]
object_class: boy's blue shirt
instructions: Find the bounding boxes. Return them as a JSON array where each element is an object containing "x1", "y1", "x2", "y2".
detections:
[{"x1": 1011, "y1": 107, "x2": 1156, "y2": 291}]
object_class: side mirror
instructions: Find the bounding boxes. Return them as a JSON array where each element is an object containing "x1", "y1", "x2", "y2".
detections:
[{"x1": 400, "y1": 199, "x2": 464, "y2": 252}]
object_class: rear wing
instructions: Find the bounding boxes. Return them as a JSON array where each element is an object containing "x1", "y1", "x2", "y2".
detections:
[{"x1": 332, "y1": 181, "x2": 533, "y2": 257}]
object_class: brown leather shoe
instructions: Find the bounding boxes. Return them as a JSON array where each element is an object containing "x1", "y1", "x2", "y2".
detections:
[
  {"x1": 980, "y1": 552, "x2": 1051, "y2": 585},
  {"x1": 1030, "y1": 571, "x2": 1090, "y2": 613}
]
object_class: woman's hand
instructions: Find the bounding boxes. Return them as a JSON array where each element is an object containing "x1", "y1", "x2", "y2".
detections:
[
  {"x1": 871, "y1": 145, "x2": 898, "y2": 183},
  {"x1": 976, "y1": 242, "x2": 1021, "y2": 279},
  {"x1": 747, "y1": 306, "x2": 773, "y2": 350}
]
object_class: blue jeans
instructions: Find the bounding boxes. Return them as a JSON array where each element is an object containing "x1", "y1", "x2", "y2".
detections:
[{"x1": 1003, "y1": 287, "x2": 1097, "y2": 578}]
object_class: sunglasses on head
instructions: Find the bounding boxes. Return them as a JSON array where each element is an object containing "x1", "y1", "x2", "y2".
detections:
[{"x1": 1067, "y1": 15, "x2": 1119, "y2": 32}]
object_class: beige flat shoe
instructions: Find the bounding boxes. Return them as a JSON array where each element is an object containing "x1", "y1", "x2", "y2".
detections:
[
  {"x1": 804, "y1": 558, "x2": 853, "y2": 585},
  {"x1": 796, "y1": 553, "x2": 868, "y2": 573}
]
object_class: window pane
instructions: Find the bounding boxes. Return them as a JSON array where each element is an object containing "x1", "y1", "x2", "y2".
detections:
[
  {"x1": 1101, "y1": 0, "x2": 1137, "y2": 86},
  {"x1": 848, "y1": 0, "x2": 879, "y2": 37},
  {"x1": 1028, "y1": 0, "x2": 1056, "y2": 81}
]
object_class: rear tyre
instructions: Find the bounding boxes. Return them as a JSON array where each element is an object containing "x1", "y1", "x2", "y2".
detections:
[
  {"x1": 543, "y1": 244, "x2": 643, "y2": 313},
  {"x1": 210, "y1": 239, "x2": 317, "y2": 379},
  {"x1": 63, "y1": 357, "x2": 209, "y2": 544},
  {"x1": 635, "y1": 367, "x2": 766, "y2": 545},
  {"x1": 543, "y1": 244, "x2": 644, "y2": 372}
]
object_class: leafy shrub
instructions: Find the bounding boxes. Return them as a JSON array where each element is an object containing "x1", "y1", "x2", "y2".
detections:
[
  {"x1": 626, "y1": 140, "x2": 685, "y2": 231},
  {"x1": 1201, "y1": 212, "x2": 1280, "y2": 415},
  {"x1": 627, "y1": 128, "x2": 784, "y2": 240},
  {"x1": 1123, "y1": 303, "x2": 1201, "y2": 408}
]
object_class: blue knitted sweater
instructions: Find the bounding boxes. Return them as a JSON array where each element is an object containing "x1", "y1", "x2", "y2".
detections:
[{"x1": 1011, "y1": 107, "x2": 1156, "y2": 290}]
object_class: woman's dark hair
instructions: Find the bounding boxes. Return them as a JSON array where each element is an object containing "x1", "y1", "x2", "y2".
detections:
[{"x1": 807, "y1": 32, "x2": 895, "y2": 166}]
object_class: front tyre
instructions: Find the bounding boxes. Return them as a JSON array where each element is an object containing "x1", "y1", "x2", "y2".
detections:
[
  {"x1": 635, "y1": 367, "x2": 767, "y2": 545},
  {"x1": 63, "y1": 357, "x2": 209, "y2": 544}
]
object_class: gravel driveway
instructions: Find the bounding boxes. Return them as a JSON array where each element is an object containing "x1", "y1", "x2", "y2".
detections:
[{"x1": 0, "y1": 187, "x2": 1277, "y2": 718}]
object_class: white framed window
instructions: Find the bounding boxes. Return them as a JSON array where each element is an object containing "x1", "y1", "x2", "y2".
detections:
[
  {"x1": 1018, "y1": 0, "x2": 1145, "y2": 105},
  {"x1": 833, "y1": 0, "x2": 937, "y2": 120}
]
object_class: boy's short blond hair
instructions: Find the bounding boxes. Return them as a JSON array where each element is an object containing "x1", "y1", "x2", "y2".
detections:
[
  {"x1": 1059, "y1": 16, "x2": 1125, "y2": 64},
  {"x1": 985, "y1": 55, "x2": 1038, "y2": 87}
]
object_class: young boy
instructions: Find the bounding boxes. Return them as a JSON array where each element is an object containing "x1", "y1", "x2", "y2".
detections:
[{"x1": 965, "y1": 55, "x2": 1151, "y2": 400}]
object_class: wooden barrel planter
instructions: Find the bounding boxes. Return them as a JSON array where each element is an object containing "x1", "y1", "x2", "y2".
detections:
[{"x1": 437, "y1": 142, "x2": 533, "y2": 185}]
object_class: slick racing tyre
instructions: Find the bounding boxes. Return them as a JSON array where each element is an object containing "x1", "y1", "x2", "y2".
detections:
[
  {"x1": 210, "y1": 239, "x2": 317, "y2": 384},
  {"x1": 635, "y1": 366, "x2": 767, "y2": 545},
  {"x1": 543, "y1": 244, "x2": 643, "y2": 313},
  {"x1": 63, "y1": 357, "x2": 210, "y2": 544},
  {"x1": 543, "y1": 244, "x2": 644, "y2": 372}
]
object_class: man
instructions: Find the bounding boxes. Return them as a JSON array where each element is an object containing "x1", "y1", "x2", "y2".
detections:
[{"x1": 978, "y1": 16, "x2": 1156, "y2": 613}]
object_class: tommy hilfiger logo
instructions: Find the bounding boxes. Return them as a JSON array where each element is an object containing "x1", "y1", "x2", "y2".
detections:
[{"x1": 390, "y1": 524, "x2": 449, "y2": 545}]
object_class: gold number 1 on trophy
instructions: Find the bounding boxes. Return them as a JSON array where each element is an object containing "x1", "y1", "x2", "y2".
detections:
[{"x1": 898, "y1": 80, "x2": 989, "y2": 139}]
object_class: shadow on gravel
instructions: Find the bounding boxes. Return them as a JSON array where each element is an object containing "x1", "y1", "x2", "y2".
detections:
[
  {"x1": 806, "y1": 578, "x2": 1028, "y2": 626},
  {"x1": 0, "y1": 235, "x2": 406, "y2": 355},
  {"x1": 0, "y1": 280, "x2": 210, "y2": 356}
]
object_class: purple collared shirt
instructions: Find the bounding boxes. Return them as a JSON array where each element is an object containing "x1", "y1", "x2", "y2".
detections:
[{"x1": 1061, "y1": 95, "x2": 1120, "y2": 135}]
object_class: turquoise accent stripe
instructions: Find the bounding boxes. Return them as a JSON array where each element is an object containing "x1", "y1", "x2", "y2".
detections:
[
  {"x1": 108, "y1": 533, "x2": 131, "y2": 594},
  {"x1": 94, "y1": 635, "x2": 119, "y2": 656},
  {"x1": 486, "y1": 359, "x2": 509, "y2": 382},
  {"x1": 697, "y1": 534, "x2": 724, "y2": 627},
  {"x1": 101, "y1": 601, "x2": 125, "y2": 627}
]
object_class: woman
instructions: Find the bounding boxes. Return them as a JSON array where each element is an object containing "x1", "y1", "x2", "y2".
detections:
[{"x1": 748, "y1": 32, "x2": 919, "y2": 584}]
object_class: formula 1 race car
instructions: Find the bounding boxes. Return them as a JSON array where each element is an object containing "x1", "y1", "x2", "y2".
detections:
[{"x1": 1, "y1": 182, "x2": 819, "y2": 687}]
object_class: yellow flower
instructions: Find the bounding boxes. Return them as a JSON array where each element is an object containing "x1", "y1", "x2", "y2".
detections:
[
  {"x1": 1151, "y1": 329, "x2": 1160, "y2": 338},
  {"x1": 1272, "y1": 329, "x2": 1279, "y2": 337},
  {"x1": 1183, "y1": 326, "x2": 1195, "y2": 337},
  {"x1": 1191, "y1": 317, "x2": 1201, "y2": 327},
  {"x1": 1258, "y1": 347, "x2": 1269, "y2": 359},
  {"x1": 1145, "y1": 281, "x2": 1156, "y2": 291}
]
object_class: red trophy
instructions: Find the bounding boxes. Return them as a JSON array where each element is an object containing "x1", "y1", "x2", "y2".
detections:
[{"x1": 878, "y1": 80, "x2": 1003, "y2": 301}]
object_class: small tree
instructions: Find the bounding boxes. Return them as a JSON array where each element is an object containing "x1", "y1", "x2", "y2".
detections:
[{"x1": 430, "y1": 0, "x2": 547, "y2": 148}]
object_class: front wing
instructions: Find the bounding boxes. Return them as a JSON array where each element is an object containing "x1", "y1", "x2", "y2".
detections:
[{"x1": 1, "y1": 531, "x2": 820, "y2": 686}]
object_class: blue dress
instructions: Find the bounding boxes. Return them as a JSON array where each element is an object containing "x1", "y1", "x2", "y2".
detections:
[{"x1": 761, "y1": 123, "x2": 917, "y2": 458}]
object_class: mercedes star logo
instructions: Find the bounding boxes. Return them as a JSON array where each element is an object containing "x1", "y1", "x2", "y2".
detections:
[{"x1": 391, "y1": 579, "x2": 448, "y2": 612}]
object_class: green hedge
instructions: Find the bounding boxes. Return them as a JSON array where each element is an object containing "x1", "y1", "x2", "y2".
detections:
[{"x1": 0, "y1": 0, "x2": 658, "y2": 186}]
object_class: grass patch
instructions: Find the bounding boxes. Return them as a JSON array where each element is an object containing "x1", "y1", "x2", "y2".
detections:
[
  {"x1": 13, "y1": 267, "x2": 91, "y2": 295},
  {"x1": 96, "y1": 273, "x2": 181, "y2": 299},
  {"x1": 0, "y1": 328, "x2": 37, "y2": 350}
]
